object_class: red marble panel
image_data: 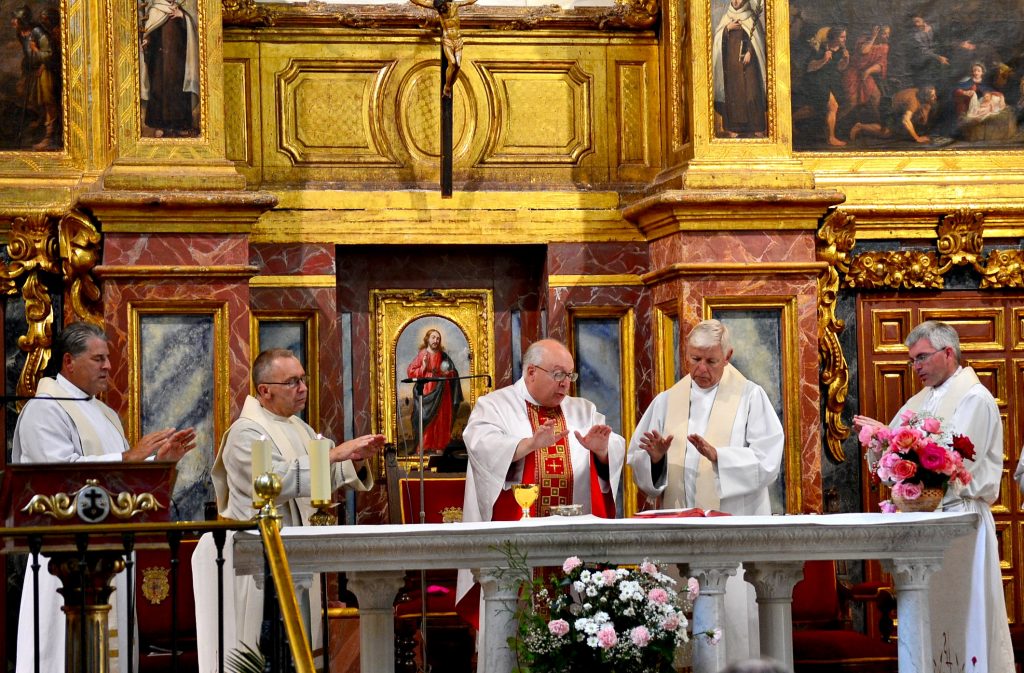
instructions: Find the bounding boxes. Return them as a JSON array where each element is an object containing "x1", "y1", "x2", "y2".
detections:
[
  {"x1": 103, "y1": 233, "x2": 250, "y2": 266},
  {"x1": 648, "y1": 231, "x2": 815, "y2": 267},
  {"x1": 251, "y1": 243, "x2": 336, "y2": 276},
  {"x1": 547, "y1": 242, "x2": 649, "y2": 275}
]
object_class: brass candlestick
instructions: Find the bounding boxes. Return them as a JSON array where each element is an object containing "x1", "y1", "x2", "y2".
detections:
[
  {"x1": 253, "y1": 472, "x2": 283, "y2": 527},
  {"x1": 309, "y1": 500, "x2": 338, "y2": 526}
]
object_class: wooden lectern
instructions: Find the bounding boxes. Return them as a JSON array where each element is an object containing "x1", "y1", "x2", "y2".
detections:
[{"x1": 0, "y1": 462, "x2": 177, "y2": 673}]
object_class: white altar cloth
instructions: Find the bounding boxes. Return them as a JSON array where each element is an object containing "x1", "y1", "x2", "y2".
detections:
[{"x1": 231, "y1": 512, "x2": 977, "y2": 673}]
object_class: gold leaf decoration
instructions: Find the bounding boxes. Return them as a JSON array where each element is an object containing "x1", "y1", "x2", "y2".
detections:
[
  {"x1": 816, "y1": 209, "x2": 856, "y2": 462},
  {"x1": 847, "y1": 250, "x2": 944, "y2": 289},
  {"x1": 979, "y1": 249, "x2": 1024, "y2": 289},
  {"x1": 59, "y1": 210, "x2": 103, "y2": 326},
  {"x1": 936, "y1": 208, "x2": 984, "y2": 273}
]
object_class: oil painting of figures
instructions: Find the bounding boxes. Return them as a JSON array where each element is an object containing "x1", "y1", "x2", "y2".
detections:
[
  {"x1": 790, "y1": 0, "x2": 1024, "y2": 150},
  {"x1": 0, "y1": 2, "x2": 62, "y2": 151}
]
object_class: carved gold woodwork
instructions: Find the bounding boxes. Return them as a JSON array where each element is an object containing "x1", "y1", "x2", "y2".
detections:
[
  {"x1": 60, "y1": 210, "x2": 104, "y2": 326},
  {"x1": 847, "y1": 250, "x2": 945, "y2": 290},
  {"x1": 224, "y1": 19, "x2": 661, "y2": 188},
  {"x1": 0, "y1": 211, "x2": 102, "y2": 407},
  {"x1": 936, "y1": 208, "x2": 985, "y2": 274},
  {"x1": 0, "y1": 215, "x2": 59, "y2": 405},
  {"x1": 816, "y1": 210, "x2": 855, "y2": 462},
  {"x1": 980, "y1": 250, "x2": 1024, "y2": 289},
  {"x1": 22, "y1": 479, "x2": 165, "y2": 521},
  {"x1": 221, "y1": 0, "x2": 277, "y2": 26},
  {"x1": 599, "y1": 0, "x2": 659, "y2": 29}
]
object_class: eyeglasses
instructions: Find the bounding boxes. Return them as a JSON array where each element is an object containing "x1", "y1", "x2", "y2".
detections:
[
  {"x1": 533, "y1": 365, "x2": 578, "y2": 383},
  {"x1": 908, "y1": 350, "x2": 944, "y2": 366},
  {"x1": 260, "y1": 376, "x2": 308, "y2": 388}
]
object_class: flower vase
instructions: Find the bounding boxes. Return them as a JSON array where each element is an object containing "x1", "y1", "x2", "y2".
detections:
[{"x1": 892, "y1": 487, "x2": 945, "y2": 512}]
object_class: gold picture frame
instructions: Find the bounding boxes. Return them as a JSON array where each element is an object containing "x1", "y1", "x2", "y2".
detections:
[
  {"x1": 370, "y1": 288, "x2": 495, "y2": 461},
  {"x1": 250, "y1": 309, "x2": 321, "y2": 429}
]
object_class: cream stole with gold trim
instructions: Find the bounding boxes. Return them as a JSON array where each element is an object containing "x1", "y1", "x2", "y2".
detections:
[
  {"x1": 662, "y1": 364, "x2": 746, "y2": 510},
  {"x1": 35, "y1": 377, "x2": 126, "y2": 457},
  {"x1": 903, "y1": 366, "x2": 982, "y2": 420},
  {"x1": 212, "y1": 395, "x2": 316, "y2": 524}
]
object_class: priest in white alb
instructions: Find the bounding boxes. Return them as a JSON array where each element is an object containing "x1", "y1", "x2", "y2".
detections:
[
  {"x1": 855, "y1": 320, "x2": 1013, "y2": 672},
  {"x1": 456, "y1": 338, "x2": 626, "y2": 621},
  {"x1": 12, "y1": 321, "x2": 196, "y2": 673},
  {"x1": 198, "y1": 348, "x2": 385, "y2": 673},
  {"x1": 628, "y1": 319, "x2": 784, "y2": 665}
]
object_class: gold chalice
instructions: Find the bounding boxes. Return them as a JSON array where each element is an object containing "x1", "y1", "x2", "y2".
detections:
[{"x1": 512, "y1": 483, "x2": 540, "y2": 520}]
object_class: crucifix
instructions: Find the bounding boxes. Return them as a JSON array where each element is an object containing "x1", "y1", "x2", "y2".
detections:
[{"x1": 410, "y1": 0, "x2": 477, "y2": 197}]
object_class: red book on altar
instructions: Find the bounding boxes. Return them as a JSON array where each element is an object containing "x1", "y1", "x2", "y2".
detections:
[{"x1": 633, "y1": 508, "x2": 733, "y2": 518}]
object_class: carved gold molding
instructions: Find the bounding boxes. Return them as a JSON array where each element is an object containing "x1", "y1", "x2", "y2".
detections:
[
  {"x1": 0, "y1": 215, "x2": 59, "y2": 406},
  {"x1": 22, "y1": 479, "x2": 165, "y2": 522},
  {"x1": 221, "y1": 1, "x2": 660, "y2": 30},
  {"x1": 816, "y1": 210, "x2": 855, "y2": 462},
  {"x1": 221, "y1": 0, "x2": 278, "y2": 26},
  {"x1": 59, "y1": 209, "x2": 104, "y2": 326}
]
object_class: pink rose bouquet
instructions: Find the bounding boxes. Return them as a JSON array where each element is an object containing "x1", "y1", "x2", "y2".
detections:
[
  {"x1": 508, "y1": 554, "x2": 716, "y2": 673},
  {"x1": 861, "y1": 411, "x2": 974, "y2": 511}
]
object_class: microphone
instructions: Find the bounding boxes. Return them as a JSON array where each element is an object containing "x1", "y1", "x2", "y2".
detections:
[{"x1": 401, "y1": 372, "x2": 493, "y2": 385}]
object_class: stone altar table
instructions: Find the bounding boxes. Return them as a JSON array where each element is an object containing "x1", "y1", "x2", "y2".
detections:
[{"x1": 231, "y1": 512, "x2": 977, "y2": 673}]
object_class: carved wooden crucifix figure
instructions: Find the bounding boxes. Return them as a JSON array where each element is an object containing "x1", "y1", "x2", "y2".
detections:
[{"x1": 411, "y1": 0, "x2": 477, "y2": 197}]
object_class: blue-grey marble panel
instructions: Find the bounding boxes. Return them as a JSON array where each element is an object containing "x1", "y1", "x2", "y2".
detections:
[
  {"x1": 258, "y1": 321, "x2": 306, "y2": 363},
  {"x1": 140, "y1": 314, "x2": 215, "y2": 522},
  {"x1": 574, "y1": 318, "x2": 622, "y2": 434},
  {"x1": 511, "y1": 309, "x2": 522, "y2": 382}
]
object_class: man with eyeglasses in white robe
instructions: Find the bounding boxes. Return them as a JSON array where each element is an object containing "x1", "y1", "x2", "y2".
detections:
[
  {"x1": 199, "y1": 348, "x2": 385, "y2": 672},
  {"x1": 855, "y1": 320, "x2": 1012, "y2": 673},
  {"x1": 456, "y1": 338, "x2": 626, "y2": 625}
]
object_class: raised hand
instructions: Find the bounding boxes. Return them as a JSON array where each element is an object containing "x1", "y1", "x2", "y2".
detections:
[
  {"x1": 638, "y1": 429, "x2": 674, "y2": 463},
  {"x1": 331, "y1": 433, "x2": 387, "y2": 463},
  {"x1": 687, "y1": 433, "x2": 718, "y2": 463},
  {"x1": 575, "y1": 424, "x2": 612, "y2": 463},
  {"x1": 155, "y1": 428, "x2": 197, "y2": 462}
]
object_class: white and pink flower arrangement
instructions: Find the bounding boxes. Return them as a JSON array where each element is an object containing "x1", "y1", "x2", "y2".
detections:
[
  {"x1": 860, "y1": 410, "x2": 975, "y2": 512},
  {"x1": 508, "y1": 554, "x2": 716, "y2": 673}
]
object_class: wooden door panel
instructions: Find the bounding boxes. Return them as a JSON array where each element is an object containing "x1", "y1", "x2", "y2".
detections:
[
  {"x1": 871, "y1": 309, "x2": 913, "y2": 352},
  {"x1": 920, "y1": 307, "x2": 1005, "y2": 350},
  {"x1": 1012, "y1": 308, "x2": 1024, "y2": 350}
]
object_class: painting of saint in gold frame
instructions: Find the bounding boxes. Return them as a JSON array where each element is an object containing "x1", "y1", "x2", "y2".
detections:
[
  {"x1": 371, "y1": 289, "x2": 494, "y2": 460},
  {"x1": 790, "y1": 0, "x2": 1024, "y2": 151},
  {"x1": 712, "y1": 0, "x2": 768, "y2": 138},
  {"x1": 0, "y1": 0, "x2": 63, "y2": 151},
  {"x1": 138, "y1": 0, "x2": 201, "y2": 138}
]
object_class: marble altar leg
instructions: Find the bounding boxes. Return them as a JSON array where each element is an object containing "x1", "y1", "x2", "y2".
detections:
[
  {"x1": 346, "y1": 570, "x2": 406, "y2": 673},
  {"x1": 475, "y1": 567, "x2": 519, "y2": 673},
  {"x1": 681, "y1": 561, "x2": 737, "y2": 673},
  {"x1": 744, "y1": 561, "x2": 804, "y2": 668},
  {"x1": 882, "y1": 557, "x2": 944, "y2": 673}
]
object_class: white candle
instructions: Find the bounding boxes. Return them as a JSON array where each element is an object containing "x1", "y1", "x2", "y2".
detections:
[
  {"x1": 251, "y1": 436, "x2": 271, "y2": 488},
  {"x1": 309, "y1": 435, "x2": 333, "y2": 503}
]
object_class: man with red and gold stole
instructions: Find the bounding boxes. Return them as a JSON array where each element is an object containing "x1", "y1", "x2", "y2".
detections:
[{"x1": 456, "y1": 339, "x2": 625, "y2": 617}]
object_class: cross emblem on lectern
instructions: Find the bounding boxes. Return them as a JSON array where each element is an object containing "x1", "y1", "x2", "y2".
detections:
[{"x1": 75, "y1": 484, "x2": 111, "y2": 523}]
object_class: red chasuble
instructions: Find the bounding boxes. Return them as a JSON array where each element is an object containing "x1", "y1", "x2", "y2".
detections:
[{"x1": 491, "y1": 401, "x2": 615, "y2": 520}]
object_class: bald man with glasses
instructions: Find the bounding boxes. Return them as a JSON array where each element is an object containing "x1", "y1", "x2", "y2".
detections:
[
  {"x1": 456, "y1": 339, "x2": 626, "y2": 617},
  {"x1": 855, "y1": 320, "x2": 1012, "y2": 673}
]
